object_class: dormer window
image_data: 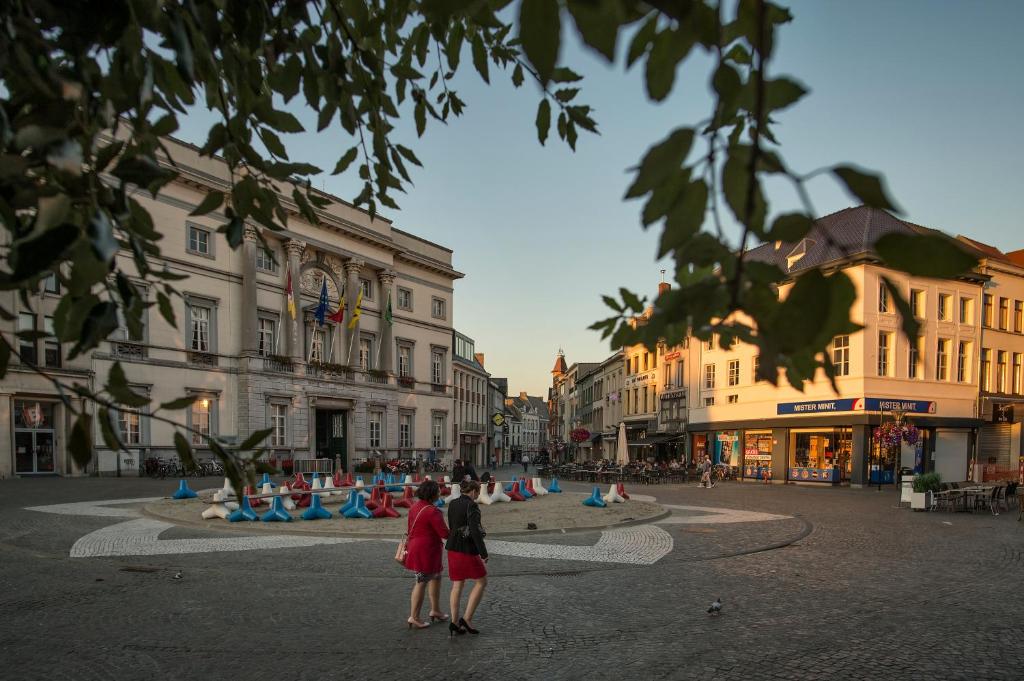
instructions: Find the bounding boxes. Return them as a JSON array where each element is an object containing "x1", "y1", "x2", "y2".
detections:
[{"x1": 785, "y1": 238, "x2": 816, "y2": 270}]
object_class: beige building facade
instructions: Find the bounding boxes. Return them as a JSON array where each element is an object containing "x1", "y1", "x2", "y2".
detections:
[{"x1": 4, "y1": 135, "x2": 461, "y2": 478}]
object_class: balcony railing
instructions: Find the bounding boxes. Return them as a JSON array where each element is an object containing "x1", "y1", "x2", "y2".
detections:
[
  {"x1": 462, "y1": 422, "x2": 487, "y2": 434},
  {"x1": 431, "y1": 382, "x2": 447, "y2": 393},
  {"x1": 305, "y1": 362, "x2": 353, "y2": 381},
  {"x1": 188, "y1": 350, "x2": 218, "y2": 367},
  {"x1": 262, "y1": 355, "x2": 294, "y2": 373},
  {"x1": 111, "y1": 341, "x2": 147, "y2": 360},
  {"x1": 397, "y1": 375, "x2": 416, "y2": 389},
  {"x1": 367, "y1": 372, "x2": 389, "y2": 384}
]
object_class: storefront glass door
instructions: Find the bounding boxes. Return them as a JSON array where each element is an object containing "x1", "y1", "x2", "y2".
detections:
[{"x1": 14, "y1": 401, "x2": 56, "y2": 474}]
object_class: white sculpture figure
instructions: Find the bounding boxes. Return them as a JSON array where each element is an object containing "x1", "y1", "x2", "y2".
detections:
[
  {"x1": 603, "y1": 484, "x2": 625, "y2": 504},
  {"x1": 443, "y1": 475, "x2": 451, "y2": 484},
  {"x1": 444, "y1": 484, "x2": 461, "y2": 504},
  {"x1": 477, "y1": 483, "x2": 493, "y2": 505},
  {"x1": 202, "y1": 494, "x2": 232, "y2": 520},
  {"x1": 403, "y1": 474, "x2": 414, "y2": 487},
  {"x1": 311, "y1": 476, "x2": 324, "y2": 492},
  {"x1": 279, "y1": 484, "x2": 297, "y2": 511},
  {"x1": 532, "y1": 478, "x2": 549, "y2": 495},
  {"x1": 212, "y1": 489, "x2": 239, "y2": 510},
  {"x1": 222, "y1": 478, "x2": 234, "y2": 496},
  {"x1": 489, "y1": 482, "x2": 511, "y2": 503},
  {"x1": 321, "y1": 477, "x2": 339, "y2": 497},
  {"x1": 260, "y1": 482, "x2": 273, "y2": 503}
]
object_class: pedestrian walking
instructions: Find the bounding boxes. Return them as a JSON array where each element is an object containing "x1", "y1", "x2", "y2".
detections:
[
  {"x1": 521, "y1": 453, "x2": 529, "y2": 473},
  {"x1": 404, "y1": 480, "x2": 450, "y2": 629},
  {"x1": 446, "y1": 480, "x2": 488, "y2": 636},
  {"x1": 700, "y1": 455, "x2": 714, "y2": 489},
  {"x1": 464, "y1": 460, "x2": 479, "y2": 482},
  {"x1": 451, "y1": 459, "x2": 466, "y2": 485}
]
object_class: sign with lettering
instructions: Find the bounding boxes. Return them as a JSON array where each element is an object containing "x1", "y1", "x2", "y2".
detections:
[
  {"x1": 664, "y1": 351, "x2": 681, "y2": 361},
  {"x1": 777, "y1": 399, "x2": 859, "y2": 415},
  {"x1": 777, "y1": 397, "x2": 937, "y2": 415},
  {"x1": 625, "y1": 371, "x2": 657, "y2": 388},
  {"x1": 862, "y1": 398, "x2": 936, "y2": 414}
]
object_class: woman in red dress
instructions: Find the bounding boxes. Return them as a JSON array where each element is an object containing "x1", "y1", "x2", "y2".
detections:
[
  {"x1": 405, "y1": 479, "x2": 450, "y2": 629},
  {"x1": 446, "y1": 480, "x2": 488, "y2": 636}
]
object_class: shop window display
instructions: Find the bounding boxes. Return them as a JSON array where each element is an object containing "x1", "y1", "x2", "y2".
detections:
[
  {"x1": 789, "y1": 429, "x2": 852, "y2": 483},
  {"x1": 743, "y1": 432, "x2": 773, "y2": 479}
]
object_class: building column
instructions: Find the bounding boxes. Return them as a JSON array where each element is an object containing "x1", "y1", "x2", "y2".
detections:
[
  {"x1": 770, "y1": 428, "x2": 789, "y2": 484},
  {"x1": 343, "y1": 259, "x2": 364, "y2": 368},
  {"x1": 0, "y1": 394, "x2": 11, "y2": 478},
  {"x1": 850, "y1": 424, "x2": 870, "y2": 487},
  {"x1": 328, "y1": 261, "x2": 346, "y2": 365},
  {"x1": 377, "y1": 269, "x2": 396, "y2": 373},
  {"x1": 285, "y1": 239, "x2": 305, "y2": 362},
  {"x1": 241, "y1": 226, "x2": 259, "y2": 354}
]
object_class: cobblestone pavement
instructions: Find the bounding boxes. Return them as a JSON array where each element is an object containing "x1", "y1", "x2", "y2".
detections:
[{"x1": 2, "y1": 475, "x2": 1022, "y2": 680}]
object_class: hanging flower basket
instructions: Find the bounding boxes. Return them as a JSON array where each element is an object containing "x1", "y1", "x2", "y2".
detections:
[
  {"x1": 873, "y1": 421, "x2": 920, "y2": 449},
  {"x1": 570, "y1": 427, "x2": 591, "y2": 443}
]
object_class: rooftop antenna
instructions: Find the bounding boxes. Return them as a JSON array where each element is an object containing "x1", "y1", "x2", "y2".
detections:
[{"x1": 660, "y1": 269, "x2": 666, "y2": 282}]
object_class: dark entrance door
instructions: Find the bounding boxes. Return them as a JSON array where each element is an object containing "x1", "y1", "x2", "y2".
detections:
[{"x1": 315, "y1": 409, "x2": 347, "y2": 471}]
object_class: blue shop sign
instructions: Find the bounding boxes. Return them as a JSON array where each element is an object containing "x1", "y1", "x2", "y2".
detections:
[
  {"x1": 789, "y1": 467, "x2": 840, "y2": 483},
  {"x1": 778, "y1": 397, "x2": 936, "y2": 415},
  {"x1": 777, "y1": 399, "x2": 859, "y2": 415},
  {"x1": 862, "y1": 398, "x2": 936, "y2": 414}
]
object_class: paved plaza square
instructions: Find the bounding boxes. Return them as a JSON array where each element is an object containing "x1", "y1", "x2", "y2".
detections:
[{"x1": 2, "y1": 474, "x2": 1022, "y2": 680}]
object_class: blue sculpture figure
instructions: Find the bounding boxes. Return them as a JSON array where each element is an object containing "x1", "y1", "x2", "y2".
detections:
[
  {"x1": 227, "y1": 495, "x2": 259, "y2": 522},
  {"x1": 301, "y1": 494, "x2": 332, "y2": 520},
  {"x1": 504, "y1": 482, "x2": 515, "y2": 492},
  {"x1": 172, "y1": 479, "x2": 198, "y2": 499},
  {"x1": 519, "y1": 477, "x2": 534, "y2": 498},
  {"x1": 260, "y1": 495, "x2": 292, "y2": 522},
  {"x1": 548, "y1": 478, "x2": 563, "y2": 493},
  {"x1": 582, "y1": 486, "x2": 606, "y2": 507},
  {"x1": 342, "y1": 493, "x2": 373, "y2": 519},
  {"x1": 386, "y1": 473, "x2": 402, "y2": 493},
  {"x1": 434, "y1": 497, "x2": 445, "y2": 508},
  {"x1": 340, "y1": 490, "x2": 359, "y2": 515},
  {"x1": 258, "y1": 472, "x2": 277, "y2": 488}
]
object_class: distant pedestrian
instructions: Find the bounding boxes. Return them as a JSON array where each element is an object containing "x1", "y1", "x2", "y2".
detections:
[
  {"x1": 464, "y1": 460, "x2": 479, "y2": 482},
  {"x1": 447, "y1": 480, "x2": 488, "y2": 637},
  {"x1": 451, "y1": 459, "x2": 466, "y2": 485},
  {"x1": 700, "y1": 455, "x2": 713, "y2": 489},
  {"x1": 521, "y1": 453, "x2": 529, "y2": 473}
]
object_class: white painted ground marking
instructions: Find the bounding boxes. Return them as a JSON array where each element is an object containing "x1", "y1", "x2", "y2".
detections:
[
  {"x1": 655, "y1": 504, "x2": 791, "y2": 525},
  {"x1": 487, "y1": 525, "x2": 673, "y2": 565},
  {"x1": 28, "y1": 497, "x2": 674, "y2": 564},
  {"x1": 70, "y1": 518, "x2": 363, "y2": 558}
]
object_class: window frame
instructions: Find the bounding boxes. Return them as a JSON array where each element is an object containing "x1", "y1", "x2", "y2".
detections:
[
  {"x1": 359, "y1": 278, "x2": 374, "y2": 301},
  {"x1": 937, "y1": 292, "x2": 951, "y2": 322},
  {"x1": 980, "y1": 348, "x2": 992, "y2": 392},
  {"x1": 17, "y1": 312, "x2": 37, "y2": 364},
  {"x1": 704, "y1": 363, "x2": 716, "y2": 389},
  {"x1": 878, "y1": 282, "x2": 890, "y2": 313},
  {"x1": 956, "y1": 341, "x2": 971, "y2": 383},
  {"x1": 186, "y1": 222, "x2": 213, "y2": 258},
  {"x1": 268, "y1": 402, "x2": 289, "y2": 447},
  {"x1": 999, "y1": 297, "x2": 1009, "y2": 330},
  {"x1": 959, "y1": 296, "x2": 974, "y2": 325},
  {"x1": 257, "y1": 313, "x2": 278, "y2": 357},
  {"x1": 397, "y1": 286, "x2": 413, "y2": 312},
  {"x1": 983, "y1": 294, "x2": 993, "y2": 328},
  {"x1": 832, "y1": 335, "x2": 850, "y2": 377},
  {"x1": 878, "y1": 332, "x2": 891, "y2": 377},
  {"x1": 255, "y1": 245, "x2": 278, "y2": 273},
  {"x1": 727, "y1": 359, "x2": 740, "y2": 386},
  {"x1": 910, "y1": 289, "x2": 925, "y2": 319},
  {"x1": 368, "y1": 409, "x2": 384, "y2": 449},
  {"x1": 430, "y1": 347, "x2": 446, "y2": 385},
  {"x1": 396, "y1": 340, "x2": 414, "y2": 378},
  {"x1": 431, "y1": 296, "x2": 446, "y2": 320},
  {"x1": 187, "y1": 394, "x2": 218, "y2": 446},
  {"x1": 399, "y1": 410, "x2": 414, "y2": 448},
  {"x1": 185, "y1": 295, "x2": 218, "y2": 354},
  {"x1": 43, "y1": 315, "x2": 60, "y2": 368},
  {"x1": 431, "y1": 412, "x2": 446, "y2": 449},
  {"x1": 936, "y1": 338, "x2": 949, "y2": 381}
]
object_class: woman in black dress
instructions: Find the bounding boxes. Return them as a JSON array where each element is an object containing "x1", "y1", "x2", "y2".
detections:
[{"x1": 446, "y1": 480, "x2": 488, "y2": 635}]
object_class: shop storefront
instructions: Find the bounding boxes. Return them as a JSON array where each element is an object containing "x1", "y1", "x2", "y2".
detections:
[
  {"x1": 714, "y1": 431, "x2": 740, "y2": 468},
  {"x1": 788, "y1": 427, "x2": 852, "y2": 484},
  {"x1": 742, "y1": 431, "x2": 773, "y2": 480},
  {"x1": 690, "y1": 432, "x2": 708, "y2": 467}
]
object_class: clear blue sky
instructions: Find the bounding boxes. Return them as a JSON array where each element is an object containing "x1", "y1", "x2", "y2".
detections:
[{"x1": 175, "y1": 0, "x2": 1023, "y2": 398}]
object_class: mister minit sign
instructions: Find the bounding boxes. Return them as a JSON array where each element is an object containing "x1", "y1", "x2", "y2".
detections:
[{"x1": 776, "y1": 397, "x2": 937, "y2": 415}]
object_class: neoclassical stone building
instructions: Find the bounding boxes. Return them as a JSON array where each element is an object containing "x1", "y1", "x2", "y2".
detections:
[{"x1": 1, "y1": 135, "x2": 461, "y2": 477}]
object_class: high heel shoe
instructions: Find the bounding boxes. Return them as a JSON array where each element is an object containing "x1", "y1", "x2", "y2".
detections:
[
  {"x1": 448, "y1": 621, "x2": 466, "y2": 638},
  {"x1": 429, "y1": 612, "x2": 450, "y2": 622},
  {"x1": 458, "y1": 617, "x2": 479, "y2": 635},
  {"x1": 407, "y1": 618, "x2": 429, "y2": 630}
]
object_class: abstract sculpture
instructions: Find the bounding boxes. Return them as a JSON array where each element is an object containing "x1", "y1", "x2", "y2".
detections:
[
  {"x1": 583, "y1": 486, "x2": 607, "y2": 507},
  {"x1": 227, "y1": 495, "x2": 260, "y2": 522},
  {"x1": 531, "y1": 478, "x2": 548, "y2": 495},
  {"x1": 602, "y1": 484, "x2": 625, "y2": 504},
  {"x1": 372, "y1": 492, "x2": 400, "y2": 518},
  {"x1": 395, "y1": 485, "x2": 416, "y2": 509},
  {"x1": 171, "y1": 479, "x2": 198, "y2": 500},
  {"x1": 301, "y1": 494, "x2": 333, "y2": 520},
  {"x1": 260, "y1": 495, "x2": 293, "y2": 522},
  {"x1": 548, "y1": 478, "x2": 563, "y2": 493},
  {"x1": 342, "y1": 492, "x2": 373, "y2": 519},
  {"x1": 508, "y1": 482, "x2": 526, "y2": 502}
]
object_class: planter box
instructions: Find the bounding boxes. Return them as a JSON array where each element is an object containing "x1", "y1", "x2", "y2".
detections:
[{"x1": 910, "y1": 491, "x2": 931, "y2": 511}]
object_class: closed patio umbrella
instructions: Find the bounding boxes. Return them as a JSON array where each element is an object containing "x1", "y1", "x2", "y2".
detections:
[{"x1": 617, "y1": 422, "x2": 629, "y2": 465}]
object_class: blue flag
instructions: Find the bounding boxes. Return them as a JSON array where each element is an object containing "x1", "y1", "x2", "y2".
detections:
[{"x1": 314, "y1": 278, "x2": 328, "y2": 325}]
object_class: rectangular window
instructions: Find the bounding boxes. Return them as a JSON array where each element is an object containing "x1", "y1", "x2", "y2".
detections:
[
  {"x1": 832, "y1": 335, "x2": 850, "y2": 377},
  {"x1": 189, "y1": 304, "x2": 212, "y2": 352},
  {"x1": 118, "y1": 410, "x2": 142, "y2": 445},
  {"x1": 257, "y1": 317, "x2": 277, "y2": 357},
  {"x1": 704, "y1": 397, "x2": 715, "y2": 407},
  {"x1": 642, "y1": 388, "x2": 648, "y2": 413},
  {"x1": 937, "y1": 293, "x2": 950, "y2": 321},
  {"x1": 980, "y1": 348, "x2": 992, "y2": 392},
  {"x1": 959, "y1": 297, "x2": 974, "y2": 324},
  {"x1": 664, "y1": 362, "x2": 672, "y2": 388},
  {"x1": 633, "y1": 388, "x2": 639, "y2": 413},
  {"x1": 936, "y1": 338, "x2": 949, "y2": 381},
  {"x1": 359, "y1": 337, "x2": 372, "y2": 370},
  {"x1": 369, "y1": 411, "x2": 383, "y2": 448},
  {"x1": 996, "y1": 350, "x2": 1008, "y2": 393},
  {"x1": 1015, "y1": 301, "x2": 1023, "y2": 333},
  {"x1": 255, "y1": 246, "x2": 277, "y2": 272},
  {"x1": 42, "y1": 316, "x2": 61, "y2": 368},
  {"x1": 704, "y1": 363, "x2": 716, "y2": 389},
  {"x1": 431, "y1": 350, "x2": 444, "y2": 384},
  {"x1": 728, "y1": 359, "x2": 740, "y2": 386},
  {"x1": 643, "y1": 352, "x2": 649, "y2": 371},
  {"x1": 632, "y1": 356, "x2": 639, "y2": 374},
  {"x1": 909, "y1": 335, "x2": 922, "y2": 379},
  {"x1": 705, "y1": 337, "x2": 715, "y2": 351},
  {"x1": 397, "y1": 344, "x2": 412, "y2": 377},
  {"x1": 983, "y1": 294, "x2": 993, "y2": 327},
  {"x1": 309, "y1": 328, "x2": 325, "y2": 363},
  {"x1": 400, "y1": 412, "x2": 413, "y2": 448},
  {"x1": 397, "y1": 287, "x2": 413, "y2": 311},
  {"x1": 878, "y1": 332, "x2": 891, "y2": 376},
  {"x1": 879, "y1": 282, "x2": 890, "y2": 313},
  {"x1": 191, "y1": 398, "x2": 213, "y2": 445},
  {"x1": 270, "y1": 404, "x2": 287, "y2": 447},
  {"x1": 1014, "y1": 353, "x2": 1023, "y2": 395},
  {"x1": 727, "y1": 395, "x2": 739, "y2": 404},
  {"x1": 359, "y1": 278, "x2": 373, "y2": 301},
  {"x1": 910, "y1": 289, "x2": 925, "y2": 318},
  {"x1": 187, "y1": 224, "x2": 211, "y2": 255},
  {"x1": 432, "y1": 414, "x2": 445, "y2": 449},
  {"x1": 753, "y1": 355, "x2": 761, "y2": 382},
  {"x1": 676, "y1": 359, "x2": 684, "y2": 386},
  {"x1": 999, "y1": 297, "x2": 1009, "y2": 330},
  {"x1": 957, "y1": 341, "x2": 971, "y2": 383},
  {"x1": 18, "y1": 312, "x2": 36, "y2": 364},
  {"x1": 431, "y1": 297, "x2": 446, "y2": 319},
  {"x1": 43, "y1": 272, "x2": 60, "y2": 294}
]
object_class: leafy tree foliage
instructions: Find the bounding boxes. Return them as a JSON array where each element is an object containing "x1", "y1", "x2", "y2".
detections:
[{"x1": 0, "y1": 0, "x2": 976, "y2": 484}]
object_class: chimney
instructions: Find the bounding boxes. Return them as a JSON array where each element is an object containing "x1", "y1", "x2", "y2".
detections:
[
  {"x1": 658, "y1": 282, "x2": 671, "y2": 296},
  {"x1": 520, "y1": 391, "x2": 528, "y2": 400},
  {"x1": 474, "y1": 352, "x2": 485, "y2": 368}
]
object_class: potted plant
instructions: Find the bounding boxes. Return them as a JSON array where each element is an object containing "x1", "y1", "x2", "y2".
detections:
[{"x1": 910, "y1": 472, "x2": 941, "y2": 510}]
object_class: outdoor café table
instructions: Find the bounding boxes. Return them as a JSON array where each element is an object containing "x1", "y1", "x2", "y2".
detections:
[
  {"x1": 931, "y1": 489, "x2": 964, "y2": 512},
  {"x1": 960, "y1": 485, "x2": 996, "y2": 512}
]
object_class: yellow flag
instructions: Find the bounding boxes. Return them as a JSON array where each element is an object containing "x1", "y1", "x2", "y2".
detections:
[{"x1": 347, "y1": 289, "x2": 363, "y2": 329}]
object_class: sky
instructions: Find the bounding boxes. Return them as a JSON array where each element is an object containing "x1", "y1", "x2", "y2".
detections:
[{"x1": 175, "y1": 0, "x2": 1024, "y2": 398}]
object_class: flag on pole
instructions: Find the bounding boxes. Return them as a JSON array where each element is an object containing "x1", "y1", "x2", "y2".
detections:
[
  {"x1": 285, "y1": 272, "x2": 296, "y2": 320},
  {"x1": 314, "y1": 278, "x2": 328, "y2": 325},
  {"x1": 347, "y1": 289, "x2": 363, "y2": 329},
  {"x1": 384, "y1": 290, "x2": 393, "y2": 326},
  {"x1": 327, "y1": 283, "x2": 345, "y2": 323}
]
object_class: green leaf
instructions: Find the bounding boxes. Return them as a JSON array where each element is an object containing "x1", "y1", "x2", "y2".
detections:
[
  {"x1": 519, "y1": 0, "x2": 561, "y2": 84},
  {"x1": 511, "y1": 64, "x2": 525, "y2": 87},
  {"x1": 554, "y1": 88, "x2": 580, "y2": 102},
  {"x1": 98, "y1": 408, "x2": 124, "y2": 453},
  {"x1": 601, "y1": 295, "x2": 623, "y2": 312},
  {"x1": 471, "y1": 34, "x2": 489, "y2": 83},
  {"x1": 658, "y1": 180, "x2": 708, "y2": 257},
  {"x1": 721, "y1": 145, "x2": 767, "y2": 234},
  {"x1": 240, "y1": 427, "x2": 273, "y2": 451},
  {"x1": 627, "y1": 16, "x2": 657, "y2": 69},
  {"x1": 832, "y1": 165, "x2": 901, "y2": 212},
  {"x1": 160, "y1": 395, "x2": 199, "y2": 410},
  {"x1": 395, "y1": 145, "x2": 422, "y2": 167},
  {"x1": 624, "y1": 128, "x2": 694, "y2": 199},
  {"x1": 259, "y1": 128, "x2": 289, "y2": 159},
  {"x1": 174, "y1": 431, "x2": 196, "y2": 470},
  {"x1": 875, "y1": 233, "x2": 977, "y2": 279},
  {"x1": 10, "y1": 223, "x2": 78, "y2": 280},
  {"x1": 221, "y1": 216, "x2": 245, "y2": 248},
  {"x1": 390, "y1": 63, "x2": 424, "y2": 80},
  {"x1": 70, "y1": 301, "x2": 119, "y2": 358},
  {"x1": 87, "y1": 209, "x2": 119, "y2": 264},
  {"x1": 94, "y1": 140, "x2": 124, "y2": 173},
  {"x1": 882, "y1": 275, "x2": 921, "y2": 341},
  {"x1": 156, "y1": 290, "x2": 176, "y2": 327},
  {"x1": 262, "y1": 109, "x2": 305, "y2": 134},
  {"x1": 566, "y1": 0, "x2": 619, "y2": 61},
  {"x1": 764, "y1": 77, "x2": 808, "y2": 113},
  {"x1": 645, "y1": 28, "x2": 694, "y2": 102},
  {"x1": 552, "y1": 67, "x2": 583, "y2": 82},
  {"x1": 332, "y1": 147, "x2": 359, "y2": 175},
  {"x1": 70, "y1": 413, "x2": 94, "y2": 469},
  {"x1": 619, "y1": 287, "x2": 643, "y2": 312},
  {"x1": 292, "y1": 189, "x2": 320, "y2": 225},
  {"x1": 106, "y1": 362, "x2": 151, "y2": 408},
  {"x1": 112, "y1": 154, "x2": 176, "y2": 196},
  {"x1": 768, "y1": 212, "x2": 813, "y2": 242},
  {"x1": 189, "y1": 191, "x2": 224, "y2": 217},
  {"x1": 535, "y1": 98, "x2": 552, "y2": 145},
  {"x1": 414, "y1": 99, "x2": 426, "y2": 137}
]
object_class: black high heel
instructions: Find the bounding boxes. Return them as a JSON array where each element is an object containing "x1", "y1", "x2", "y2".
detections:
[
  {"x1": 449, "y1": 621, "x2": 466, "y2": 638},
  {"x1": 458, "y1": 617, "x2": 479, "y2": 635}
]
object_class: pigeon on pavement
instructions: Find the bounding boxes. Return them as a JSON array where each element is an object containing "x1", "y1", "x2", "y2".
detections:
[
  {"x1": 173, "y1": 570, "x2": 183, "y2": 580},
  {"x1": 707, "y1": 598, "x2": 722, "y2": 615}
]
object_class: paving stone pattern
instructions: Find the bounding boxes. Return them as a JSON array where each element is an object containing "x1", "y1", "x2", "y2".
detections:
[{"x1": 1, "y1": 476, "x2": 1022, "y2": 679}]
